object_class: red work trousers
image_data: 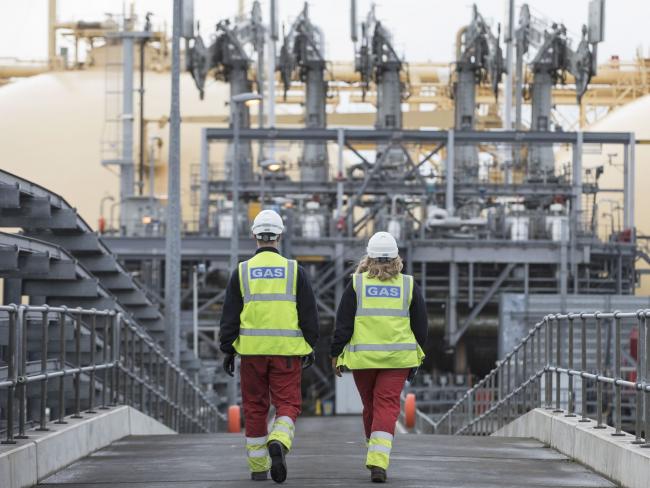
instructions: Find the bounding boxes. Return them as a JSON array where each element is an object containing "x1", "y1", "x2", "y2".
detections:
[
  {"x1": 352, "y1": 369, "x2": 410, "y2": 439},
  {"x1": 240, "y1": 356, "x2": 302, "y2": 438}
]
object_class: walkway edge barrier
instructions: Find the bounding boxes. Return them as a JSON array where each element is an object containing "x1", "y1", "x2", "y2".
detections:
[
  {"x1": 493, "y1": 408, "x2": 650, "y2": 488},
  {"x1": 0, "y1": 406, "x2": 175, "y2": 488}
]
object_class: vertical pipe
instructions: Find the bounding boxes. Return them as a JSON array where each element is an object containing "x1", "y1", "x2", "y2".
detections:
[
  {"x1": 228, "y1": 104, "x2": 241, "y2": 407},
  {"x1": 503, "y1": 0, "x2": 515, "y2": 130},
  {"x1": 624, "y1": 133, "x2": 635, "y2": 231},
  {"x1": 571, "y1": 132, "x2": 582, "y2": 294},
  {"x1": 139, "y1": 336, "x2": 145, "y2": 410},
  {"x1": 199, "y1": 128, "x2": 209, "y2": 233},
  {"x1": 192, "y1": 266, "x2": 199, "y2": 356},
  {"x1": 37, "y1": 309, "x2": 50, "y2": 430},
  {"x1": 165, "y1": 0, "x2": 182, "y2": 363},
  {"x1": 138, "y1": 34, "x2": 146, "y2": 196},
  {"x1": 446, "y1": 130, "x2": 455, "y2": 216},
  {"x1": 121, "y1": 34, "x2": 135, "y2": 215}
]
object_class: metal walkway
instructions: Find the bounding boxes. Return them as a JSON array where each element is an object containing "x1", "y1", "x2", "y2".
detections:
[{"x1": 36, "y1": 417, "x2": 614, "y2": 488}]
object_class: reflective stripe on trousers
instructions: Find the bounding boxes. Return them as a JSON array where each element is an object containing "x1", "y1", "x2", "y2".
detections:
[
  {"x1": 246, "y1": 435, "x2": 270, "y2": 473},
  {"x1": 366, "y1": 431, "x2": 393, "y2": 470},
  {"x1": 268, "y1": 415, "x2": 296, "y2": 451},
  {"x1": 241, "y1": 260, "x2": 296, "y2": 303}
]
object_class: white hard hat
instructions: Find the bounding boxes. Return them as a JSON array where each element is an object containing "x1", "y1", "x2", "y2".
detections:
[
  {"x1": 367, "y1": 231, "x2": 399, "y2": 259},
  {"x1": 251, "y1": 209, "x2": 284, "y2": 238}
]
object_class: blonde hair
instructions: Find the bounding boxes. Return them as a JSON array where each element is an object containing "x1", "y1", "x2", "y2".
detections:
[{"x1": 355, "y1": 255, "x2": 403, "y2": 281}]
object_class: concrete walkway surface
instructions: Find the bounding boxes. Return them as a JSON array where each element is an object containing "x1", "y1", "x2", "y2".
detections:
[{"x1": 37, "y1": 417, "x2": 617, "y2": 487}]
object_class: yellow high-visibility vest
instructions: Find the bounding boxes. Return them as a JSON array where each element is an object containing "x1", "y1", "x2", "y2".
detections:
[
  {"x1": 337, "y1": 272, "x2": 424, "y2": 369},
  {"x1": 233, "y1": 252, "x2": 312, "y2": 356}
]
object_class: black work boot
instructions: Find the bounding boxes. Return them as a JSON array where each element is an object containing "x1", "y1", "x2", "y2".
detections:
[
  {"x1": 251, "y1": 471, "x2": 268, "y2": 481},
  {"x1": 268, "y1": 441, "x2": 288, "y2": 483},
  {"x1": 370, "y1": 466, "x2": 387, "y2": 483}
]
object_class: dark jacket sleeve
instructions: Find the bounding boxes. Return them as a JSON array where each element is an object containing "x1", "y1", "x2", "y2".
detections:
[
  {"x1": 296, "y1": 265, "x2": 320, "y2": 348},
  {"x1": 409, "y1": 281, "x2": 428, "y2": 348},
  {"x1": 218, "y1": 269, "x2": 242, "y2": 355},
  {"x1": 330, "y1": 281, "x2": 356, "y2": 357},
  {"x1": 330, "y1": 279, "x2": 428, "y2": 357}
]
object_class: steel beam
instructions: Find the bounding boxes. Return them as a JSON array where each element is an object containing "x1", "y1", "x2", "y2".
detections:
[
  {"x1": 205, "y1": 127, "x2": 634, "y2": 144},
  {"x1": 23, "y1": 279, "x2": 98, "y2": 297}
]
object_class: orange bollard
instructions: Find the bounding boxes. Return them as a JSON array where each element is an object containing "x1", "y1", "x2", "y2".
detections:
[
  {"x1": 404, "y1": 393, "x2": 416, "y2": 429},
  {"x1": 228, "y1": 405, "x2": 241, "y2": 433}
]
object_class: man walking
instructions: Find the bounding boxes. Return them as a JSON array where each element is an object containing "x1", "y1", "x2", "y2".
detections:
[{"x1": 219, "y1": 209, "x2": 319, "y2": 483}]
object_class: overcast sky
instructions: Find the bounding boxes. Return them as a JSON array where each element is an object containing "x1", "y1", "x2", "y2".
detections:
[{"x1": 0, "y1": 0, "x2": 647, "y2": 63}]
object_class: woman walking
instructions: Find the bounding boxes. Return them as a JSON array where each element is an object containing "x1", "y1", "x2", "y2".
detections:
[{"x1": 331, "y1": 231, "x2": 428, "y2": 483}]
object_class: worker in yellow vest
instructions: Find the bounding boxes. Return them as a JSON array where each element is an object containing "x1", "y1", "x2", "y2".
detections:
[
  {"x1": 331, "y1": 231, "x2": 428, "y2": 483},
  {"x1": 219, "y1": 209, "x2": 319, "y2": 483}
]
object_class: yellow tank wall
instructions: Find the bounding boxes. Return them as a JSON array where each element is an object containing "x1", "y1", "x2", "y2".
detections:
[{"x1": 0, "y1": 69, "x2": 230, "y2": 228}]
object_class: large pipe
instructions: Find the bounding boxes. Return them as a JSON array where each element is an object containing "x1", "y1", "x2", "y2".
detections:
[{"x1": 48, "y1": 0, "x2": 57, "y2": 68}]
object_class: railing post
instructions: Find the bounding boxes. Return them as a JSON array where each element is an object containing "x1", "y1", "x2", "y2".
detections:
[
  {"x1": 16, "y1": 305, "x2": 28, "y2": 439},
  {"x1": 55, "y1": 310, "x2": 68, "y2": 424},
  {"x1": 2, "y1": 307, "x2": 18, "y2": 444},
  {"x1": 139, "y1": 335, "x2": 145, "y2": 411},
  {"x1": 566, "y1": 315, "x2": 576, "y2": 417},
  {"x1": 633, "y1": 310, "x2": 645, "y2": 444},
  {"x1": 595, "y1": 312, "x2": 606, "y2": 429},
  {"x1": 100, "y1": 314, "x2": 110, "y2": 410},
  {"x1": 37, "y1": 307, "x2": 50, "y2": 431},
  {"x1": 554, "y1": 315, "x2": 563, "y2": 413},
  {"x1": 580, "y1": 313, "x2": 589, "y2": 422},
  {"x1": 545, "y1": 316, "x2": 552, "y2": 409},
  {"x1": 71, "y1": 309, "x2": 83, "y2": 419},
  {"x1": 612, "y1": 312, "x2": 625, "y2": 437},
  {"x1": 87, "y1": 311, "x2": 97, "y2": 414},
  {"x1": 637, "y1": 311, "x2": 650, "y2": 449}
]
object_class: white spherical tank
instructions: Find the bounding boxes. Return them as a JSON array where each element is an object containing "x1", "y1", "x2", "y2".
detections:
[{"x1": 0, "y1": 68, "x2": 230, "y2": 228}]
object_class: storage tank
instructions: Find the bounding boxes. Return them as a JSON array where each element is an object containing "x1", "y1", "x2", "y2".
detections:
[
  {"x1": 0, "y1": 67, "x2": 230, "y2": 228},
  {"x1": 555, "y1": 94, "x2": 650, "y2": 293}
]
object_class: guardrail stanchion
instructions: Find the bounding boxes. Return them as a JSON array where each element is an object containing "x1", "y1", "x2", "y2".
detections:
[
  {"x1": 37, "y1": 307, "x2": 50, "y2": 431},
  {"x1": 139, "y1": 335, "x2": 145, "y2": 411},
  {"x1": 130, "y1": 327, "x2": 136, "y2": 405},
  {"x1": 16, "y1": 305, "x2": 28, "y2": 439},
  {"x1": 55, "y1": 310, "x2": 68, "y2": 424},
  {"x1": 71, "y1": 309, "x2": 83, "y2": 419},
  {"x1": 642, "y1": 311, "x2": 650, "y2": 448},
  {"x1": 595, "y1": 313, "x2": 606, "y2": 429},
  {"x1": 2, "y1": 307, "x2": 17, "y2": 444},
  {"x1": 612, "y1": 312, "x2": 625, "y2": 436},
  {"x1": 633, "y1": 310, "x2": 645, "y2": 444},
  {"x1": 580, "y1": 313, "x2": 589, "y2": 422},
  {"x1": 554, "y1": 315, "x2": 563, "y2": 413},
  {"x1": 545, "y1": 316, "x2": 552, "y2": 409},
  {"x1": 100, "y1": 314, "x2": 109, "y2": 410},
  {"x1": 566, "y1": 315, "x2": 576, "y2": 417},
  {"x1": 87, "y1": 311, "x2": 97, "y2": 414}
]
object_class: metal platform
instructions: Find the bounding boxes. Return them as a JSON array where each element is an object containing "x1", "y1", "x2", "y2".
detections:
[{"x1": 37, "y1": 417, "x2": 614, "y2": 488}]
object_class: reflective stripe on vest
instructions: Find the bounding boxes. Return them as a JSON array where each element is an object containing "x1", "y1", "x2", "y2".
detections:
[
  {"x1": 347, "y1": 343, "x2": 417, "y2": 352},
  {"x1": 241, "y1": 260, "x2": 296, "y2": 303},
  {"x1": 239, "y1": 329, "x2": 304, "y2": 337},
  {"x1": 355, "y1": 273, "x2": 410, "y2": 317}
]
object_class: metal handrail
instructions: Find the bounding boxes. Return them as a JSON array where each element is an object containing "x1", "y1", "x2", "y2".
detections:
[
  {"x1": 413, "y1": 309, "x2": 650, "y2": 447},
  {"x1": 0, "y1": 304, "x2": 225, "y2": 444}
]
